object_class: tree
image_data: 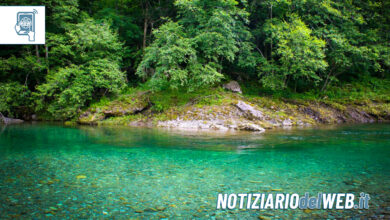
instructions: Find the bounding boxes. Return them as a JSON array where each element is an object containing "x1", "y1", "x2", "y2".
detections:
[
  {"x1": 137, "y1": 0, "x2": 256, "y2": 91},
  {"x1": 35, "y1": 15, "x2": 126, "y2": 119},
  {"x1": 249, "y1": 0, "x2": 390, "y2": 91},
  {"x1": 136, "y1": 21, "x2": 223, "y2": 91},
  {"x1": 259, "y1": 15, "x2": 327, "y2": 90}
]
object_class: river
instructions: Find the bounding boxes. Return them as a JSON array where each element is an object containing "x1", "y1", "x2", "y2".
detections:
[{"x1": 0, "y1": 123, "x2": 389, "y2": 219}]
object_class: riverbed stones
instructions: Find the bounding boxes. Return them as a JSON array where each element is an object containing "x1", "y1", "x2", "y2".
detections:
[
  {"x1": 76, "y1": 175, "x2": 87, "y2": 179},
  {"x1": 223, "y1": 81, "x2": 242, "y2": 94},
  {"x1": 158, "y1": 118, "x2": 266, "y2": 132},
  {"x1": 0, "y1": 133, "x2": 388, "y2": 219}
]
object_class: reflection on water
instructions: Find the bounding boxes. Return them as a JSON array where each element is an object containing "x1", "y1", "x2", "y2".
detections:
[{"x1": 0, "y1": 123, "x2": 389, "y2": 219}]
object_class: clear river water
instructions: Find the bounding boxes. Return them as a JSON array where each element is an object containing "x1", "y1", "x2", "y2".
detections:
[{"x1": 0, "y1": 123, "x2": 389, "y2": 219}]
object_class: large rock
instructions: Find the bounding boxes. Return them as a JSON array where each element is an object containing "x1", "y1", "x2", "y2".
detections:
[
  {"x1": 0, "y1": 116, "x2": 23, "y2": 124},
  {"x1": 101, "y1": 95, "x2": 150, "y2": 117},
  {"x1": 158, "y1": 119, "x2": 265, "y2": 133},
  {"x1": 234, "y1": 101, "x2": 264, "y2": 120},
  {"x1": 101, "y1": 104, "x2": 148, "y2": 117},
  {"x1": 223, "y1": 81, "x2": 242, "y2": 94},
  {"x1": 237, "y1": 123, "x2": 265, "y2": 132},
  {"x1": 282, "y1": 119, "x2": 293, "y2": 126},
  {"x1": 346, "y1": 108, "x2": 375, "y2": 123},
  {"x1": 78, "y1": 93, "x2": 150, "y2": 124},
  {"x1": 158, "y1": 119, "x2": 229, "y2": 131},
  {"x1": 78, "y1": 112, "x2": 105, "y2": 125}
]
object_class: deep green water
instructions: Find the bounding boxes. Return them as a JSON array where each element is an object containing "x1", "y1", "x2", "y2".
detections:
[{"x1": 0, "y1": 123, "x2": 389, "y2": 219}]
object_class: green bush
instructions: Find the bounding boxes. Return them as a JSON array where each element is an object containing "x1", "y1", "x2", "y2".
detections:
[
  {"x1": 35, "y1": 16, "x2": 126, "y2": 120},
  {"x1": 35, "y1": 59, "x2": 125, "y2": 120},
  {"x1": 259, "y1": 15, "x2": 327, "y2": 90},
  {"x1": 137, "y1": 0, "x2": 255, "y2": 91},
  {"x1": 0, "y1": 82, "x2": 32, "y2": 118}
]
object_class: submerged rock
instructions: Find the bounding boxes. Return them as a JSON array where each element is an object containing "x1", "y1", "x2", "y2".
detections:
[
  {"x1": 76, "y1": 175, "x2": 87, "y2": 179},
  {"x1": 223, "y1": 81, "x2": 242, "y2": 94}
]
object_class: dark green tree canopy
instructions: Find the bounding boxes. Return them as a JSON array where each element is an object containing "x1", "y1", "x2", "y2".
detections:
[
  {"x1": 137, "y1": 0, "x2": 256, "y2": 91},
  {"x1": 0, "y1": 0, "x2": 389, "y2": 119}
]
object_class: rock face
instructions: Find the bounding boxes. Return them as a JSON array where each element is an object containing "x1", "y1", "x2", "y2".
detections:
[
  {"x1": 234, "y1": 101, "x2": 264, "y2": 120},
  {"x1": 346, "y1": 108, "x2": 375, "y2": 123},
  {"x1": 223, "y1": 81, "x2": 242, "y2": 94}
]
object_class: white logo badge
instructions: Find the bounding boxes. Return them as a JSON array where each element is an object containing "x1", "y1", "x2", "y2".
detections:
[{"x1": 0, "y1": 6, "x2": 45, "y2": 44}]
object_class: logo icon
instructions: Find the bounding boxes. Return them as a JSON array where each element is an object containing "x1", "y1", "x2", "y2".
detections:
[{"x1": 15, "y1": 9, "x2": 37, "y2": 42}]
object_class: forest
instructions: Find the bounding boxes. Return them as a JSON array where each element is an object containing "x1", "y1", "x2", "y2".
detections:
[{"x1": 0, "y1": 0, "x2": 389, "y2": 121}]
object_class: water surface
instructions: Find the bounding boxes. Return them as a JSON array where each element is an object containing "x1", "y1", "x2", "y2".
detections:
[{"x1": 0, "y1": 123, "x2": 389, "y2": 219}]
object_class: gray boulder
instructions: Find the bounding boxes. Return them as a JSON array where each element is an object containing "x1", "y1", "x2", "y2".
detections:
[
  {"x1": 237, "y1": 123, "x2": 265, "y2": 132},
  {"x1": 234, "y1": 101, "x2": 264, "y2": 120},
  {"x1": 282, "y1": 119, "x2": 293, "y2": 126},
  {"x1": 223, "y1": 81, "x2": 242, "y2": 94},
  {"x1": 0, "y1": 116, "x2": 23, "y2": 124}
]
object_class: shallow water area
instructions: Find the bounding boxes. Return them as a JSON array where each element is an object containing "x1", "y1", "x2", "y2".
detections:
[{"x1": 0, "y1": 123, "x2": 389, "y2": 219}]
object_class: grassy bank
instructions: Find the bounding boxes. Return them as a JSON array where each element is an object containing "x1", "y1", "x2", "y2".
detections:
[{"x1": 75, "y1": 78, "x2": 390, "y2": 131}]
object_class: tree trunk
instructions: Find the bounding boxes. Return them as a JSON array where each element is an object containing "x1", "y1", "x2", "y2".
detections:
[
  {"x1": 270, "y1": 4, "x2": 273, "y2": 59},
  {"x1": 150, "y1": 21, "x2": 154, "y2": 39},
  {"x1": 45, "y1": 44, "x2": 49, "y2": 73},
  {"x1": 321, "y1": 64, "x2": 337, "y2": 92},
  {"x1": 35, "y1": 45, "x2": 40, "y2": 63},
  {"x1": 143, "y1": 6, "x2": 149, "y2": 51},
  {"x1": 45, "y1": 45, "x2": 48, "y2": 60}
]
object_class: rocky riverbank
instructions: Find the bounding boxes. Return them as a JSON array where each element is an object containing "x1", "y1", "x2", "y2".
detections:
[{"x1": 77, "y1": 82, "x2": 390, "y2": 133}]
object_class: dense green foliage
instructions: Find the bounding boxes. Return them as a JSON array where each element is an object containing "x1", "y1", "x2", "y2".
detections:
[
  {"x1": 260, "y1": 15, "x2": 327, "y2": 90},
  {"x1": 137, "y1": 0, "x2": 255, "y2": 91},
  {"x1": 0, "y1": 82, "x2": 32, "y2": 118},
  {"x1": 35, "y1": 16, "x2": 126, "y2": 119},
  {"x1": 0, "y1": 0, "x2": 389, "y2": 119},
  {"x1": 249, "y1": 0, "x2": 390, "y2": 90}
]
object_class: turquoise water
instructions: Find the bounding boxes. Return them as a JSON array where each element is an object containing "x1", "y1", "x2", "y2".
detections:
[{"x1": 0, "y1": 123, "x2": 389, "y2": 219}]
